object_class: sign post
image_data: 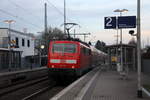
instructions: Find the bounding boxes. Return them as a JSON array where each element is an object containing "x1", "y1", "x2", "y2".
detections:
[{"x1": 104, "y1": 15, "x2": 136, "y2": 80}]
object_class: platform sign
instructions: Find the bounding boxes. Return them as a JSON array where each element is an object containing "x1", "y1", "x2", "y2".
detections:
[
  {"x1": 118, "y1": 16, "x2": 136, "y2": 28},
  {"x1": 104, "y1": 17, "x2": 116, "y2": 29}
]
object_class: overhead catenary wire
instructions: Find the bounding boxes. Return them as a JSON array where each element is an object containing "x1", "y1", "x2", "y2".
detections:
[
  {"x1": 0, "y1": 9, "x2": 18, "y2": 18},
  {"x1": 0, "y1": 9, "x2": 41, "y2": 29},
  {"x1": 45, "y1": 0, "x2": 92, "y2": 43},
  {"x1": 46, "y1": 0, "x2": 90, "y2": 34},
  {"x1": 46, "y1": 0, "x2": 65, "y2": 17},
  {"x1": 7, "y1": 0, "x2": 43, "y2": 23},
  {"x1": 46, "y1": 0, "x2": 80, "y2": 24},
  {"x1": 1, "y1": 0, "x2": 89, "y2": 35}
]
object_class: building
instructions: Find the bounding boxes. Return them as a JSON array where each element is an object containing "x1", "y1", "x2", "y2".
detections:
[{"x1": 0, "y1": 28, "x2": 35, "y2": 70}]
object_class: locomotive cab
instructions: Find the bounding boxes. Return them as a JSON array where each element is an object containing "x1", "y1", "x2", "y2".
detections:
[{"x1": 48, "y1": 41, "x2": 81, "y2": 77}]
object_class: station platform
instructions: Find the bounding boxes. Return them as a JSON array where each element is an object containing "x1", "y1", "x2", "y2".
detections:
[
  {"x1": 0, "y1": 67, "x2": 48, "y2": 89},
  {"x1": 0, "y1": 66, "x2": 47, "y2": 76},
  {"x1": 51, "y1": 67, "x2": 150, "y2": 100}
]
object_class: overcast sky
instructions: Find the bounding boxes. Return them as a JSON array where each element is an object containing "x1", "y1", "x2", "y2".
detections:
[{"x1": 0, "y1": 0, "x2": 150, "y2": 46}]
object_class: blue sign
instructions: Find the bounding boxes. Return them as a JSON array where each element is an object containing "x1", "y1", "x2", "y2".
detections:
[
  {"x1": 118, "y1": 16, "x2": 136, "y2": 28},
  {"x1": 104, "y1": 17, "x2": 116, "y2": 29}
]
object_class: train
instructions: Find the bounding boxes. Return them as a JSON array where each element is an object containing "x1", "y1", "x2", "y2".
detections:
[{"x1": 47, "y1": 39, "x2": 107, "y2": 80}]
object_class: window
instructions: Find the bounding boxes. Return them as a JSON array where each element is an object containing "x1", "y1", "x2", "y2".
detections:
[
  {"x1": 89, "y1": 49, "x2": 91, "y2": 55},
  {"x1": 22, "y1": 39, "x2": 25, "y2": 46},
  {"x1": 81, "y1": 47, "x2": 91, "y2": 55},
  {"x1": 15, "y1": 37, "x2": 19, "y2": 46},
  {"x1": 81, "y1": 47, "x2": 86, "y2": 55},
  {"x1": 52, "y1": 43, "x2": 77, "y2": 53},
  {"x1": 27, "y1": 40, "x2": 30, "y2": 47}
]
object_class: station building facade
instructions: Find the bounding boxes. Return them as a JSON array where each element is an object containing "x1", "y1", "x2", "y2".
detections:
[{"x1": 0, "y1": 28, "x2": 35, "y2": 70}]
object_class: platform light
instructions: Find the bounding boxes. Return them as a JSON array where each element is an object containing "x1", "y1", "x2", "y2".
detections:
[
  {"x1": 3, "y1": 19, "x2": 16, "y2": 72},
  {"x1": 113, "y1": 8, "x2": 128, "y2": 74},
  {"x1": 40, "y1": 45, "x2": 45, "y2": 49}
]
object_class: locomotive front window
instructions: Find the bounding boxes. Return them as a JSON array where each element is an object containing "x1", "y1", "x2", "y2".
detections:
[{"x1": 53, "y1": 43, "x2": 76, "y2": 53}]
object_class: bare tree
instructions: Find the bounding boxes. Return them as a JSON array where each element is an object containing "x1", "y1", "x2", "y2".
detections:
[{"x1": 36, "y1": 27, "x2": 65, "y2": 55}]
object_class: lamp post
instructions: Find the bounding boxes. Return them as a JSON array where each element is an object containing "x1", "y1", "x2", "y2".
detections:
[
  {"x1": 137, "y1": 0, "x2": 142, "y2": 98},
  {"x1": 4, "y1": 20, "x2": 15, "y2": 71},
  {"x1": 114, "y1": 9, "x2": 128, "y2": 73},
  {"x1": 128, "y1": 0, "x2": 142, "y2": 97}
]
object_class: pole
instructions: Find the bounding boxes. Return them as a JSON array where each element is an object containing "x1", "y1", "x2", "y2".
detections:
[
  {"x1": 4, "y1": 20, "x2": 15, "y2": 71},
  {"x1": 64, "y1": 0, "x2": 66, "y2": 34},
  {"x1": 137, "y1": 0, "x2": 142, "y2": 98},
  {"x1": 114, "y1": 9, "x2": 128, "y2": 72},
  {"x1": 120, "y1": 29, "x2": 123, "y2": 72},
  {"x1": 74, "y1": 29, "x2": 76, "y2": 38},
  {"x1": 8, "y1": 23, "x2": 11, "y2": 71},
  {"x1": 117, "y1": 29, "x2": 119, "y2": 45},
  {"x1": 39, "y1": 39, "x2": 41, "y2": 67},
  {"x1": 45, "y1": 3, "x2": 48, "y2": 34},
  {"x1": 120, "y1": 12, "x2": 123, "y2": 72},
  {"x1": 115, "y1": 30, "x2": 119, "y2": 63},
  {"x1": 116, "y1": 17, "x2": 119, "y2": 64},
  {"x1": 44, "y1": 3, "x2": 48, "y2": 55},
  {"x1": 84, "y1": 34, "x2": 86, "y2": 42}
]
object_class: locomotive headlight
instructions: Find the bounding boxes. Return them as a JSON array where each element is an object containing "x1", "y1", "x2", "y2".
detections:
[
  {"x1": 66, "y1": 60, "x2": 77, "y2": 64},
  {"x1": 51, "y1": 65, "x2": 55, "y2": 68},
  {"x1": 72, "y1": 66, "x2": 75, "y2": 69}
]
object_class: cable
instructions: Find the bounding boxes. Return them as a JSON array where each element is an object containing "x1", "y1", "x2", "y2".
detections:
[
  {"x1": 7, "y1": 0, "x2": 43, "y2": 23},
  {"x1": 46, "y1": 0, "x2": 74, "y2": 23},
  {"x1": 46, "y1": 0, "x2": 64, "y2": 17},
  {"x1": 46, "y1": 0, "x2": 90, "y2": 32},
  {"x1": 0, "y1": 9, "x2": 18, "y2": 18},
  {"x1": 0, "y1": 9, "x2": 41, "y2": 29},
  {"x1": 17, "y1": 17, "x2": 41, "y2": 29}
]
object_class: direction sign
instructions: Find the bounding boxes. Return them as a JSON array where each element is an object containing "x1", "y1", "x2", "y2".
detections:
[
  {"x1": 104, "y1": 17, "x2": 116, "y2": 29},
  {"x1": 118, "y1": 16, "x2": 136, "y2": 28}
]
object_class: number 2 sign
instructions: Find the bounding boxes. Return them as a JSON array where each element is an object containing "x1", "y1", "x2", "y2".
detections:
[{"x1": 104, "y1": 17, "x2": 116, "y2": 29}]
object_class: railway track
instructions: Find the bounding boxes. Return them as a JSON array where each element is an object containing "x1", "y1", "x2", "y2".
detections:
[
  {"x1": 0, "y1": 76, "x2": 49, "y2": 96},
  {"x1": 0, "y1": 76, "x2": 52, "y2": 100},
  {"x1": 21, "y1": 79, "x2": 75, "y2": 100},
  {"x1": 22, "y1": 86, "x2": 65, "y2": 100},
  {"x1": 0, "y1": 76, "x2": 74, "y2": 100}
]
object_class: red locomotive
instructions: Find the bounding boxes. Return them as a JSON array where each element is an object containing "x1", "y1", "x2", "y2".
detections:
[{"x1": 47, "y1": 39, "x2": 107, "y2": 79}]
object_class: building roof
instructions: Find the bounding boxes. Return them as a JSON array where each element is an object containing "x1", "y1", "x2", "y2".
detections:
[{"x1": 0, "y1": 28, "x2": 34, "y2": 38}]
